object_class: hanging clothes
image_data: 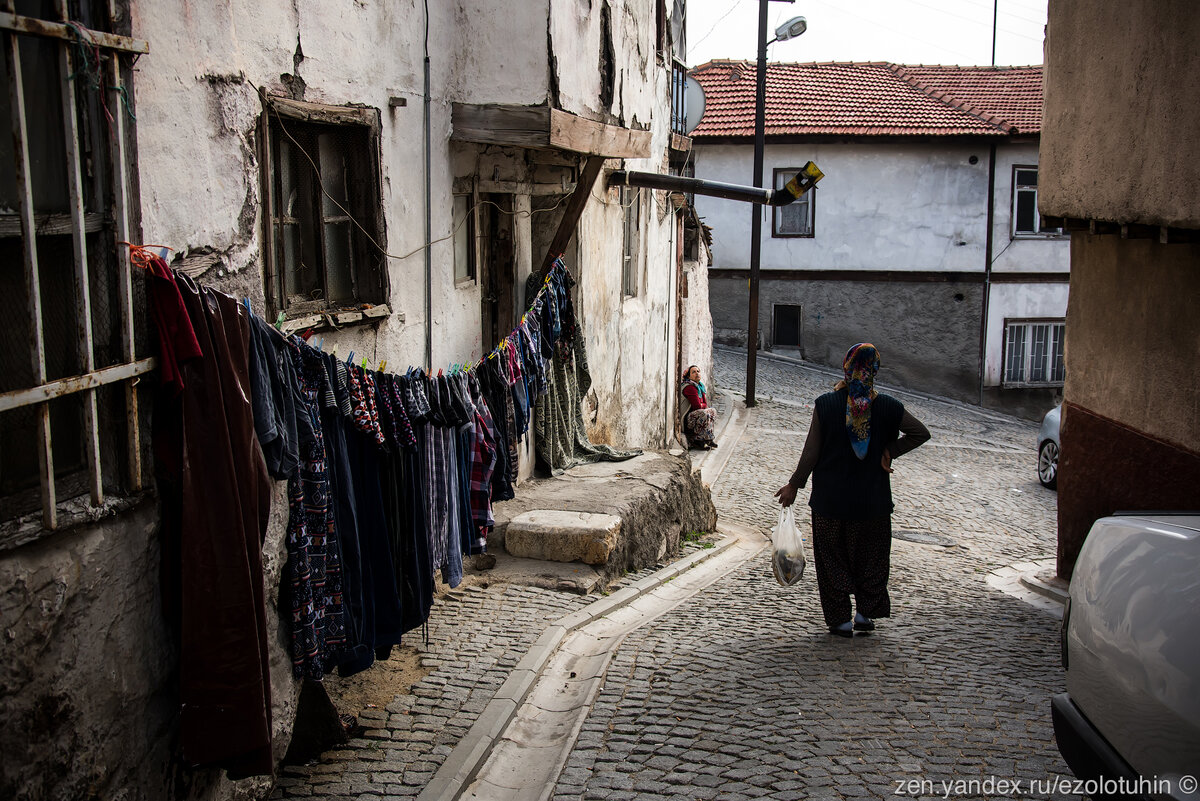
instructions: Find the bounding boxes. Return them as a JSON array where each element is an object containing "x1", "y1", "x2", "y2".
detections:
[
  {"x1": 284, "y1": 340, "x2": 348, "y2": 681},
  {"x1": 152, "y1": 270, "x2": 273, "y2": 779}
]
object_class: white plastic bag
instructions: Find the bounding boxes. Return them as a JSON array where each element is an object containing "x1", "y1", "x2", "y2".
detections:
[{"x1": 771, "y1": 505, "x2": 807, "y2": 586}]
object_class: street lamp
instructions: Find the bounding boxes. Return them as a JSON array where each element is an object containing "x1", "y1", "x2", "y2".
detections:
[{"x1": 746, "y1": 3, "x2": 807, "y2": 407}]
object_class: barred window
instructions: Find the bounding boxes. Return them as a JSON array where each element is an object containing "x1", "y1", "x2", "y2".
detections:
[
  {"x1": 0, "y1": 4, "x2": 152, "y2": 543},
  {"x1": 1003, "y1": 320, "x2": 1066, "y2": 386}
]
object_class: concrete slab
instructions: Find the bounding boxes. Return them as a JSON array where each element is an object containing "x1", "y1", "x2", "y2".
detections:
[
  {"x1": 487, "y1": 450, "x2": 718, "y2": 585},
  {"x1": 505, "y1": 510, "x2": 623, "y2": 565}
]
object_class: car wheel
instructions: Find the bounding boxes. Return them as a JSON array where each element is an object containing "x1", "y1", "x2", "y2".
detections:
[{"x1": 1038, "y1": 440, "x2": 1059, "y2": 489}]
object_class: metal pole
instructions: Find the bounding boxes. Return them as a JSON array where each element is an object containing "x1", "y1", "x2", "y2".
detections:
[
  {"x1": 746, "y1": 0, "x2": 769, "y2": 407},
  {"x1": 991, "y1": 0, "x2": 998, "y2": 66}
]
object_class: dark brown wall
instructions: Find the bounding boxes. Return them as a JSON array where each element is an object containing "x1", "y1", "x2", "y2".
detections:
[{"x1": 1057, "y1": 234, "x2": 1200, "y2": 576}]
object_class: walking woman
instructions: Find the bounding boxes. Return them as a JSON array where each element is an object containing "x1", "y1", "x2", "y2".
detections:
[
  {"x1": 680, "y1": 365, "x2": 718, "y2": 450},
  {"x1": 774, "y1": 343, "x2": 929, "y2": 637}
]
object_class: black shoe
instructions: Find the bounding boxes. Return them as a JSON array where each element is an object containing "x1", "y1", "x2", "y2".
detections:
[
  {"x1": 829, "y1": 623, "x2": 854, "y2": 638},
  {"x1": 709, "y1": 440, "x2": 718, "y2": 449},
  {"x1": 853, "y1": 614, "x2": 875, "y2": 632}
]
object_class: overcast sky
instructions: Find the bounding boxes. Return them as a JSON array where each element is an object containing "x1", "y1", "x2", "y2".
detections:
[{"x1": 686, "y1": 0, "x2": 1048, "y2": 68}]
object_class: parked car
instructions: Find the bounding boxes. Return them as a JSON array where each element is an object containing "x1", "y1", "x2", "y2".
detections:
[
  {"x1": 1053, "y1": 513, "x2": 1200, "y2": 800},
  {"x1": 1038, "y1": 405, "x2": 1061, "y2": 489}
]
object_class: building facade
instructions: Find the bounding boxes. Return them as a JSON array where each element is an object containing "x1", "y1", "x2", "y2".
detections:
[
  {"x1": 1039, "y1": 0, "x2": 1200, "y2": 577},
  {"x1": 0, "y1": 1, "x2": 708, "y2": 798},
  {"x1": 691, "y1": 61, "x2": 1067, "y2": 418}
]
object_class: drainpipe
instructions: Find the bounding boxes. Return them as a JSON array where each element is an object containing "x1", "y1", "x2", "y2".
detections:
[
  {"x1": 423, "y1": 0, "x2": 433, "y2": 368},
  {"x1": 978, "y1": 142, "x2": 997, "y2": 406}
]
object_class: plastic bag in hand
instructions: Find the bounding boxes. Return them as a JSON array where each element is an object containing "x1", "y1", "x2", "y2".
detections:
[{"x1": 771, "y1": 505, "x2": 807, "y2": 586}]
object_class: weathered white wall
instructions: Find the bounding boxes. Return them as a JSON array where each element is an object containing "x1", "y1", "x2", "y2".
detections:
[
  {"x1": 694, "y1": 141, "x2": 990, "y2": 272},
  {"x1": 983, "y1": 282, "x2": 1070, "y2": 386},
  {"x1": 29, "y1": 3, "x2": 687, "y2": 800},
  {"x1": 990, "y1": 142, "x2": 1071, "y2": 272}
]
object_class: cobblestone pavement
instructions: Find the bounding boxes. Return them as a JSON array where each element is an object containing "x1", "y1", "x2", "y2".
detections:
[
  {"x1": 548, "y1": 349, "x2": 1078, "y2": 801},
  {"x1": 271, "y1": 547, "x2": 714, "y2": 799}
]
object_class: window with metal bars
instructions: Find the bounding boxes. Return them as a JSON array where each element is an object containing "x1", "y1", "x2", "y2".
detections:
[
  {"x1": 1003, "y1": 319, "x2": 1066, "y2": 386},
  {"x1": 261, "y1": 97, "x2": 387, "y2": 318},
  {"x1": 0, "y1": 3, "x2": 151, "y2": 543}
]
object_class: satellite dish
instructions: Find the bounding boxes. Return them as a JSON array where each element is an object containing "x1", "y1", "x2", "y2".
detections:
[{"x1": 683, "y1": 74, "x2": 706, "y2": 135}]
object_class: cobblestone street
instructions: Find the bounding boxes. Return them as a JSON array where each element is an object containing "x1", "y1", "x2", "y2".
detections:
[
  {"x1": 550, "y1": 349, "x2": 1076, "y2": 800},
  {"x1": 274, "y1": 348, "x2": 1077, "y2": 800}
]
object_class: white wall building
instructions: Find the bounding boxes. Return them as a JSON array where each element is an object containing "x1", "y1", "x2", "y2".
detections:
[{"x1": 691, "y1": 61, "x2": 1068, "y2": 416}]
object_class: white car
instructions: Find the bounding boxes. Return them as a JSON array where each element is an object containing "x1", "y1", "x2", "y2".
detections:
[
  {"x1": 1053, "y1": 513, "x2": 1200, "y2": 799},
  {"x1": 1038, "y1": 405, "x2": 1060, "y2": 489}
]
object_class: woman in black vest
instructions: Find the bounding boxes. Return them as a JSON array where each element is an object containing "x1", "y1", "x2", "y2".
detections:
[{"x1": 774, "y1": 343, "x2": 929, "y2": 637}]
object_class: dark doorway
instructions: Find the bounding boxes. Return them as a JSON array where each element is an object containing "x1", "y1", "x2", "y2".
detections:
[
  {"x1": 773, "y1": 303, "x2": 803, "y2": 349},
  {"x1": 479, "y1": 193, "x2": 515, "y2": 353}
]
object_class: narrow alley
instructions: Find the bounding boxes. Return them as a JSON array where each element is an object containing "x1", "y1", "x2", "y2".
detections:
[{"x1": 273, "y1": 347, "x2": 1077, "y2": 800}]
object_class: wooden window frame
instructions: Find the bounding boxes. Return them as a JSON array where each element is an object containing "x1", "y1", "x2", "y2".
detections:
[
  {"x1": 0, "y1": 7, "x2": 151, "y2": 541},
  {"x1": 622, "y1": 184, "x2": 641, "y2": 297},
  {"x1": 260, "y1": 95, "x2": 388, "y2": 320},
  {"x1": 771, "y1": 167, "x2": 815, "y2": 238}
]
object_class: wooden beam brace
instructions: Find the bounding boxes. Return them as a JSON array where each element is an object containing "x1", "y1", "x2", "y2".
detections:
[
  {"x1": 537, "y1": 155, "x2": 606, "y2": 280},
  {"x1": 0, "y1": 11, "x2": 148, "y2": 54}
]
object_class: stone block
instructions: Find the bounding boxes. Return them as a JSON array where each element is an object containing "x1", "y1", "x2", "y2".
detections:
[{"x1": 505, "y1": 510, "x2": 623, "y2": 566}]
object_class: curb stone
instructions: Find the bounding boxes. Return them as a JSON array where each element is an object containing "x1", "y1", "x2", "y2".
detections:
[{"x1": 416, "y1": 531, "x2": 744, "y2": 801}]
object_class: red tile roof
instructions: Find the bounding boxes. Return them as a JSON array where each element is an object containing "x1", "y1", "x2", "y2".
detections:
[{"x1": 690, "y1": 61, "x2": 1043, "y2": 139}]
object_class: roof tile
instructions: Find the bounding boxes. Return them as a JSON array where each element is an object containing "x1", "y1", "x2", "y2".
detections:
[{"x1": 690, "y1": 61, "x2": 1042, "y2": 138}]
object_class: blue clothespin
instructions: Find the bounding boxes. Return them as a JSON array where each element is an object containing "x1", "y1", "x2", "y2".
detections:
[
  {"x1": 347, "y1": 350, "x2": 355, "y2": 365},
  {"x1": 316, "y1": 337, "x2": 324, "y2": 351}
]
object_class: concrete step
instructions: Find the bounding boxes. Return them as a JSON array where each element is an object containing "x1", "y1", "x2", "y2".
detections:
[
  {"x1": 504, "y1": 510, "x2": 623, "y2": 566},
  {"x1": 488, "y1": 450, "x2": 716, "y2": 587}
]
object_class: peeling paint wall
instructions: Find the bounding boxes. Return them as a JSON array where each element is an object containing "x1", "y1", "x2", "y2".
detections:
[{"x1": 2, "y1": 2, "x2": 689, "y2": 796}]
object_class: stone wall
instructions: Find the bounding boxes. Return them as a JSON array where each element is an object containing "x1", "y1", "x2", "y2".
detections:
[
  {"x1": 0, "y1": 492, "x2": 295, "y2": 801},
  {"x1": 710, "y1": 276, "x2": 983, "y2": 404}
]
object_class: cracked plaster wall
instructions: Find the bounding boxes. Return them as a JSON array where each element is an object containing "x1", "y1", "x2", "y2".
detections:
[{"x1": 4, "y1": 2, "x2": 692, "y2": 795}]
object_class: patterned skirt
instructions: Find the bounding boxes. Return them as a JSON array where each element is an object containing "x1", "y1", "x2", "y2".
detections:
[{"x1": 684, "y1": 407, "x2": 716, "y2": 443}]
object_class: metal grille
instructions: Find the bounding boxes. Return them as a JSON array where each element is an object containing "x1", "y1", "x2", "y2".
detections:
[{"x1": 0, "y1": 5, "x2": 152, "y2": 537}]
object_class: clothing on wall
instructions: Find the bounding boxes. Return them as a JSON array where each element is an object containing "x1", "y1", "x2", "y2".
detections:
[
  {"x1": 150, "y1": 264, "x2": 274, "y2": 779},
  {"x1": 148, "y1": 259, "x2": 582, "y2": 777}
]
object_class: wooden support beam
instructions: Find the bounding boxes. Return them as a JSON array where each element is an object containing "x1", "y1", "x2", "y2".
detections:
[
  {"x1": 452, "y1": 103, "x2": 651, "y2": 158},
  {"x1": 537, "y1": 155, "x2": 606, "y2": 280}
]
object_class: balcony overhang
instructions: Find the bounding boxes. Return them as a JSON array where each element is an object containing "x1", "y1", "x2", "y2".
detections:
[{"x1": 451, "y1": 103, "x2": 652, "y2": 158}]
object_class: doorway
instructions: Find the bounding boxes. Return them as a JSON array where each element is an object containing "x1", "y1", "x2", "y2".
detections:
[{"x1": 479, "y1": 193, "x2": 515, "y2": 353}]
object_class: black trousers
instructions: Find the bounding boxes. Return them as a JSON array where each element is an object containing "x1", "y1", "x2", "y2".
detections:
[{"x1": 811, "y1": 512, "x2": 892, "y2": 627}]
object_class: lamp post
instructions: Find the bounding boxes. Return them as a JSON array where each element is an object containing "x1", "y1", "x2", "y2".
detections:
[{"x1": 746, "y1": 2, "x2": 806, "y2": 406}]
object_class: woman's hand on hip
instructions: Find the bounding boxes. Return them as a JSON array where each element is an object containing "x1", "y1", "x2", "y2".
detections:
[
  {"x1": 774, "y1": 483, "x2": 797, "y2": 507},
  {"x1": 881, "y1": 448, "x2": 894, "y2": 474}
]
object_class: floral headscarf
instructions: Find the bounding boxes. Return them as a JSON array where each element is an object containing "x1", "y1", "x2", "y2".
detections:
[{"x1": 842, "y1": 343, "x2": 880, "y2": 460}]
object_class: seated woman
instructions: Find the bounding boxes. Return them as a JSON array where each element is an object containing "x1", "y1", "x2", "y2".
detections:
[{"x1": 680, "y1": 365, "x2": 718, "y2": 450}]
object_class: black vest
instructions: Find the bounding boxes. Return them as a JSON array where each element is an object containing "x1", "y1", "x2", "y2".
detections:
[{"x1": 809, "y1": 389, "x2": 905, "y2": 520}]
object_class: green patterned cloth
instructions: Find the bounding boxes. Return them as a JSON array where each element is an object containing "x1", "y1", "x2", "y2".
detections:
[{"x1": 534, "y1": 327, "x2": 641, "y2": 475}]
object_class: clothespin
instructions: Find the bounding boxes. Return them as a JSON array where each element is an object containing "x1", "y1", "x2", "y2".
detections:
[
  {"x1": 332, "y1": 343, "x2": 339, "y2": 358},
  {"x1": 275, "y1": 311, "x2": 286, "y2": 330},
  {"x1": 380, "y1": 360, "x2": 387, "y2": 373},
  {"x1": 316, "y1": 337, "x2": 324, "y2": 351},
  {"x1": 347, "y1": 350, "x2": 355, "y2": 365},
  {"x1": 300, "y1": 328, "x2": 315, "y2": 341},
  {"x1": 243, "y1": 298, "x2": 252, "y2": 315},
  {"x1": 361, "y1": 356, "x2": 367, "y2": 369}
]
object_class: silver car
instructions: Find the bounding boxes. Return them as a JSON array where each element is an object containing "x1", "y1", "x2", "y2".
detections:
[
  {"x1": 1038, "y1": 405, "x2": 1061, "y2": 489},
  {"x1": 1053, "y1": 513, "x2": 1200, "y2": 799}
]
